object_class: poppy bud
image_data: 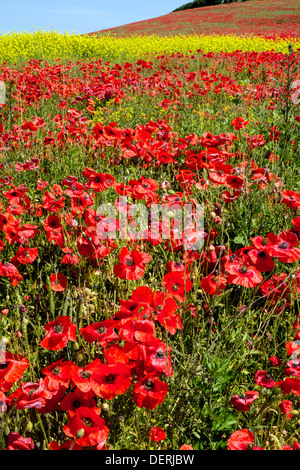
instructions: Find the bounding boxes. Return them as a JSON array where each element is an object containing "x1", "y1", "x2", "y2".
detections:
[
  {"x1": 101, "y1": 403, "x2": 109, "y2": 412},
  {"x1": 73, "y1": 342, "x2": 80, "y2": 350},
  {"x1": 76, "y1": 429, "x2": 85, "y2": 439},
  {"x1": 4, "y1": 426, "x2": 10, "y2": 436},
  {"x1": 25, "y1": 421, "x2": 33, "y2": 433}
]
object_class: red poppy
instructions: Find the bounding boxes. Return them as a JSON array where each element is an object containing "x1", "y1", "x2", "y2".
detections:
[
  {"x1": 133, "y1": 375, "x2": 169, "y2": 410},
  {"x1": 148, "y1": 427, "x2": 166, "y2": 443},
  {"x1": 14, "y1": 378, "x2": 52, "y2": 410},
  {"x1": 276, "y1": 378, "x2": 300, "y2": 396},
  {"x1": 41, "y1": 359, "x2": 75, "y2": 391},
  {"x1": 0, "y1": 262, "x2": 23, "y2": 286},
  {"x1": 228, "y1": 429, "x2": 257, "y2": 450},
  {"x1": 254, "y1": 370, "x2": 275, "y2": 388},
  {"x1": 7, "y1": 432, "x2": 34, "y2": 450},
  {"x1": 80, "y1": 319, "x2": 120, "y2": 346},
  {"x1": 230, "y1": 391, "x2": 259, "y2": 412},
  {"x1": 0, "y1": 351, "x2": 29, "y2": 392},
  {"x1": 49, "y1": 273, "x2": 68, "y2": 292},
  {"x1": 163, "y1": 271, "x2": 192, "y2": 303},
  {"x1": 200, "y1": 272, "x2": 227, "y2": 295},
  {"x1": 180, "y1": 444, "x2": 194, "y2": 450},
  {"x1": 63, "y1": 407, "x2": 109, "y2": 448},
  {"x1": 231, "y1": 117, "x2": 249, "y2": 130},
  {"x1": 12, "y1": 246, "x2": 38, "y2": 265},
  {"x1": 71, "y1": 359, "x2": 104, "y2": 394},
  {"x1": 90, "y1": 363, "x2": 132, "y2": 400},
  {"x1": 225, "y1": 259, "x2": 263, "y2": 288},
  {"x1": 60, "y1": 389, "x2": 100, "y2": 418},
  {"x1": 265, "y1": 231, "x2": 300, "y2": 263},
  {"x1": 279, "y1": 400, "x2": 293, "y2": 419},
  {"x1": 40, "y1": 315, "x2": 77, "y2": 351},
  {"x1": 113, "y1": 247, "x2": 151, "y2": 280},
  {"x1": 61, "y1": 247, "x2": 80, "y2": 265}
]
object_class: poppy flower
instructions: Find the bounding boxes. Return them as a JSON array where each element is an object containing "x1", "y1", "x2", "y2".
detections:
[
  {"x1": 12, "y1": 246, "x2": 38, "y2": 265},
  {"x1": 71, "y1": 359, "x2": 104, "y2": 394},
  {"x1": 148, "y1": 427, "x2": 166, "y2": 443},
  {"x1": 117, "y1": 318, "x2": 156, "y2": 343},
  {"x1": 133, "y1": 375, "x2": 169, "y2": 410},
  {"x1": 143, "y1": 340, "x2": 173, "y2": 377},
  {"x1": 231, "y1": 117, "x2": 249, "y2": 130},
  {"x1": 200, "y1": 272, "x2": 227, "y2": 295},
  {"x1": 49, "y1": 273, "x2": 68, "y2": 292},
  {"x1": 60, "y1": 389, "x2": 100, "y2": 418},
  {"x1": 14, "y1": 378, "x2": 52, "y2": 410},
  {"x1": 63, "y1": 407, "x2": 109, "y2": 448},
  {"x1": 163, "y1": 271, "x2": 192, "y2": 303},
  {"x1": 61, "y1": 247, "x2": 80, "y2": 265},
  {"x1": 228, "y1": 429, "x2": 258, "y2": 450},
  {"x1": 180, "y1": 444, "x2": 194, "y2": 450},
  {"x1": 90, "y1": 363, "x2": 132, "y2": 400},
  {"x1": 113, "y1": 247, "x2": 151, "y2": 280},
  {"x1": 80, "y1": 319, "x2": 120, "y2": 346},
  {"x1": 225, "y1": 260, "x2": 263, "y2": 288},
  {"x1": 279, "y1": 400, "x2": 293, "y2": 419},
  {"x1": 275, "y1": 378, "x2": 300, "y2": 396},
  {"x1": 7, "y1": 432, "x2": 34, "y2": 450},
  {"x1": 0, "y1": 390, "x2": 7, "y2": 413},
  {"x1": 0, "y1": 351, "x2": 29, "y2": 392},
  {"x1": 40, "y1": 315, "x2": 77, "y2": 351},
  {"x1": 230, "y1": 391, "x2": 259, "y2": 412},
  {"x1": 41, "y1": 359, "x2": 75, "y2": 391},
  {"x1": 265, "y1": 231, "x2": 300, "y2": 264},
  {"x1": 254, "y1": 370, "x2": 275, "y2": 388},
  {"x1": 0, "y1": 262, "x2": 23, "y2": 286}
]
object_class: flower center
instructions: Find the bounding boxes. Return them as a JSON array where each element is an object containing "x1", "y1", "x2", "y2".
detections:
[
  {"x1": 97, "y1": 327, "x2": 107, "y2": 335},
  {"x1": 83, "y1": 417, "x2": 92, "y2": 427},
  {"x1": 53, "y1": 324, "x2": 63, "y2": 333},
  {"x1": 106, "y1": 374, "x2": 115, "y2": 384},
  {"x1": 144, "y1": 380, "x2": 154, "y2": 390},
  {"x1": 125, "y1": 258, "x2": 134, "y2": 266},
  {"x1": 80, "y1": 370, "x2": 91, "y2": 379},
  {"x1": 278, "y1": 241, "x2": 289, "y2": 249},
  {"x1": 52, "y1": 367, "x2": 61, "y2": 375},
  {"x1": 156, "y1": 350, "x2": 165, "y2": 359}
]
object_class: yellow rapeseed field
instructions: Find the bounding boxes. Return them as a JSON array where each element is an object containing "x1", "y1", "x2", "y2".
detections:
[{"x1": 0, "y1": 30, "x2": 299, "y2": 63}]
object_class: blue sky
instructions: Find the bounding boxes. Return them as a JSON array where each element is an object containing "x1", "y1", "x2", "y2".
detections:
[{"x1": 1, "y1": 0, "x2": 186, "y2": 35}]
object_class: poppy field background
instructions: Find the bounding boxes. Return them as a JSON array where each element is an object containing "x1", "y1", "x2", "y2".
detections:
[{"x1": 1, "y1": 0, "x2": 300, "y2": 451}]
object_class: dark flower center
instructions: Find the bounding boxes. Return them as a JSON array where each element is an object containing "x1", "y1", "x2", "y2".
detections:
[
  {"x1": 278, "y1": 241, "x2": 289, "y2": 249},
  {"x1": 144, "y1": 380, "x2": 154, "y2": 390},
  {"x1": 0, "y1": 362, "x2": 8, "y2": 370},
  {"x1": 52, "y1": 367, "x2": 61, "y2": 375},
  {"x1": 97, "y1": 327, "x2": 107, "y2": 335},
  {"x1": 53, "y1": 324, "x2": 64, "y2": 333},
  {"x1": 80, "y1": 370, "x2": 91, "y2": 379},
  {"x1": 264, "y1": 374, "x2": 273, "y2": 381},
  {"x1": 156, "y1": 305, "x2": 163, "y2": 312},
  {"x1": 106, "y1": 374, "x2": 115, "y2": 384},
  {"x1": 125, "y1": 258, "x2": 134, "y2": 266},
  {"x1": 156, "y1": 350, "x2": 165, "y2": 359},
  {"x1": 239, "y1": 266, "x2": 248, "y2": 274},
  {"x1": 82, "y1": 417, "x2": 93, "y2": 427},
  {"x1": 172, "y1": 283, "x2": 179, "y2": 291},
  {"x1": 73, "y1": 400, "x2": 81, "y2": 408}
]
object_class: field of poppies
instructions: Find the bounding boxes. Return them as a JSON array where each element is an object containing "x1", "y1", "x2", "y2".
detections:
[{"x1": 0, "y1": 27, "x2": 300, "y2": 452}]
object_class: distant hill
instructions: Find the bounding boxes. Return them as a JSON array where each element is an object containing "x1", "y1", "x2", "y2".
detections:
[
  {"x1": 89, "y1": 0, "x2": 300, "y2": 38},
  {"x1": 173, "y1": 0, "x2": 249, "y2": 13}
]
